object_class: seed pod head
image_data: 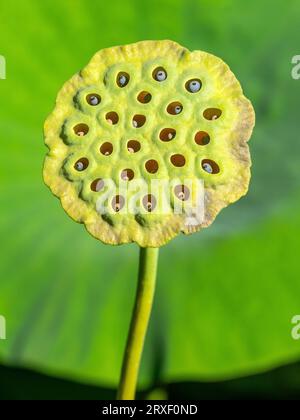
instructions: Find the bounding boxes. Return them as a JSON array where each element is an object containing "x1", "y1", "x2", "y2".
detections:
[{"x1": 43, "y1": 40, "x2": 255, "y2": 247}]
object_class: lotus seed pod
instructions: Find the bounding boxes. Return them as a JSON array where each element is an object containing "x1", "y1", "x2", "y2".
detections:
[{"x1": 43, "y1": 40, "x2": 255, "y2": 247}]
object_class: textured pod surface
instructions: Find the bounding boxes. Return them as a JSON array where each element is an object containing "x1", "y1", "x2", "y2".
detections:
[{"x1": 43, "y1": 40, "x2": 255, "y2": 247}]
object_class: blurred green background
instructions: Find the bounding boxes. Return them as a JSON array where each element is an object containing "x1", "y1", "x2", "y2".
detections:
[{"x1": 1, "y1": 0, "x2": 300, "y2": 400}]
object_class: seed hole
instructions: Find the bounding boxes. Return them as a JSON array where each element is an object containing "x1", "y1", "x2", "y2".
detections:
[
  {"x1": 152, "y1": 67, "x2": 167, "y2": 82},
  {"x1": 120, "y1": 169, "x2": 134, "y2": 181},
  {"x1": 145, "y1": 159, "x2": 159, "y2": 174},
  {"x1": 170, "y1": 154, "x2": 186, "y2": 167},
  {"x1": 203, "y1": 108, "x2": 222, "y2": 120},
  {"x1": 132, "y1": 114, "x2": 146, "y2": 128},
  {"x1": 159, "y1": 128, "x2": 176, "y2": 142},
  {"x1": 174, "y1": 185, "x2": 190, "y2": 201},
  {"x1": 106, "y1": 112, "x2": 119, "y2": 125},
  {"x1": 74, "y1": 123, "x2": 89, "y2": 136},
  {"x1": 100, "y1": 142, "x2": 113, "y2": 156},
  {"x1": 202, "y1": 159, "x2": 220, "y2": 174},
  {"x1": 195, "y1": 131, "x2": 210, "y2": 145},
  {"x1": 116, "y1": 72, "x2": 130, "y2": 87},
  {"x1": 167, "y1": 102, "x2": 183, "y2": 115},
  {"x1": 185, "y1": 79, "x2": 202, "y2": 93},
  {"x1": 137, "y1": 91, "x2": 152, "y2": 104},
  {"x1": 127, "y1": 140, "x2": 141, "y2": 153},
  {"x1": 86, "y1": 94, "x2": 101, "y2": 106},
  {"x1": 91, "y1": 178, "x2": 104, "y2": 192},
  {"x1": 74, "y1": 157, "x2": 89, "y2": 171},
  {"x1": 112, "y1": 195, "x2": 125, "y2": 212},
  {"x1": 142, "y1": 194, "x2": 157, "y2": 212}
]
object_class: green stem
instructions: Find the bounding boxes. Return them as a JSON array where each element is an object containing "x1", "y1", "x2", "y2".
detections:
[{"x1": 117, "y1": 247, "x2": 159, "y2": 400}]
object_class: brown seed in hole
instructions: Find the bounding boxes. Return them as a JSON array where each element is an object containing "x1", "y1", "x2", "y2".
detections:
[
  {"x1": 106, "y1": 112, "x2": 119, "y2": 125},
  {"x1": 74, "y1": 157, "x2": 89, "y2": 171},
  {"x1": 203, "y1": 108, "x2": 222, "y2": 120},
  {"x1": 112, "y1": 195, "x2": 125, "y2": 212},
  {"x1": 167, "y1": 102, "x2": 183, "y2": 115},
  {"x1": 137, "y1": 91, "x2": 152, "y2": 104},
  {"x1": 202, "y1": 159, "x2": 220, "y2": 174},
  {"x1": 120, "y1": 169, "x2": 134, "y2": 181},
  {"x1": 132, "y1": 114, "x2": 146, "y2": 128},
  {"x1": 127, "y1": 140, "x2": 141, "y2": 153},
  {"x1": 100, "y1": 142, "x2": 113, "y2": 156},
  {"x1": 145, "y1": 159, "x2": 159, "y2": 174},
  {"x1": 174, "y1": 185, "x2": 190, "y2": 201},
  {"x1": 142, "y1": 194, "x2": 157, "y2": 212},
  {"x1": 159, "y1": 128, "x2": 176, "y2": 142},
  {"x1": 74, "y1": 123, "x2": 89, "y2": 136},
  {"x1": 86, "y1": 94, "x2": 101, "y2": 106},
  {"x1": 170, "y1": 154, "x2": 186, "y2": 167},
  {"x1": 91, "y1": 178, "x2": 104, "y2": 192},
  {"x1": 195, "y1": 131, "x2": 210, "y2": 145}
]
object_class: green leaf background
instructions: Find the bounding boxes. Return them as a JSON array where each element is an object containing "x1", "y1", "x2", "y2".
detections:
[{"x1": 1, "y1": 0, "x2": 300, "y2": 392}]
